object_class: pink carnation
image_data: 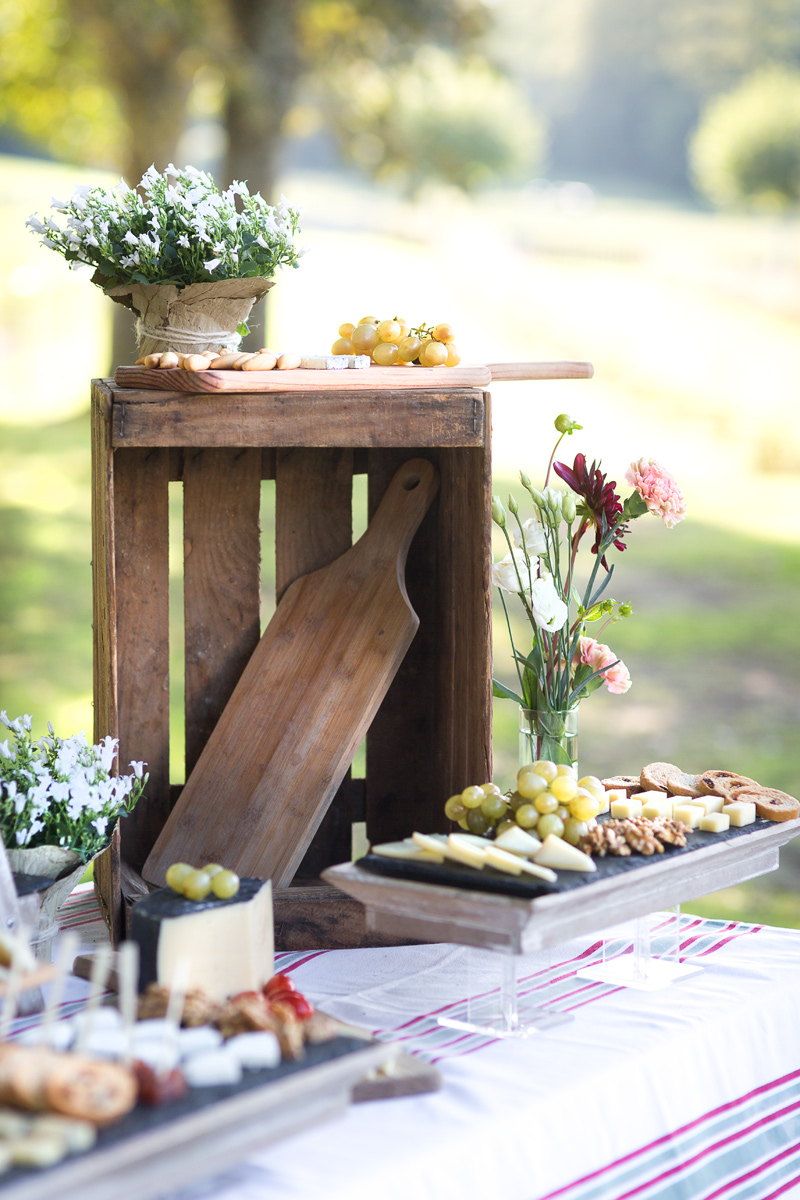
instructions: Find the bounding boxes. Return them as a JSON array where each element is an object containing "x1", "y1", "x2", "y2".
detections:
[
  {"x1": 576, "y1": 635, "x2": 632, "y2": 695},
  {"x1": 625, "y1": 458, "x2": 686, "y2": 528}
]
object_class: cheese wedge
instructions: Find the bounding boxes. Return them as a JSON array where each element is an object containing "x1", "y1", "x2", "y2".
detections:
[
  {"x1": 412, "y1": 832, "x2": 486, "y2": 868},
  {"x1": 484, "y1": 846, "x2": 524, "y2": 875},
  {"x1": 533, "y1": 834, "x2": 596, "y2": 872},
  {"x1": 494, "y1": 826, "x2": 543, "y2": 857},
  {"x1": 447, "y1": 834, "x2": 490, "y2": 868},
  {"x1": 371, "y1": 840, "x2": 445, "y2": 863}
]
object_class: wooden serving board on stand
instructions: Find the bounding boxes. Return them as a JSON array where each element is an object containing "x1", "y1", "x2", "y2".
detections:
[
  {"x1": 143, "y1": 458, "x2": 439, "y2": 889},
  {"x1": 114, "y1": 360, "x2": 593, "y2": 392}
]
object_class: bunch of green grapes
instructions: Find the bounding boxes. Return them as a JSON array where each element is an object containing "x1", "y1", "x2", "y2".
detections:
[
  {"x1": 165, "y1": 860, "x2": 240, "y2": 900},
  {"x1": 444, "y1": 782, "x2": 509, "y2": 835},
  {"x1": 332, "y1": 315, "x2": 461, "y2": 367},
  {"x1": 509, "y1": 762, "x2": 605, "y2": 845}
]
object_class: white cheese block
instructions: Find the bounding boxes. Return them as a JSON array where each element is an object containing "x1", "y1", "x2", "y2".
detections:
[
  {"x1": 673, "y1": 803, "x2": 704, "y2": 828},
  {"x1": 494, "y1": 826, "x2": 543, "y2": 857},
  {"x1": 723, "y1": 801, "x2": 757, "y2": 827},
  {"x1": 611, "y1": 797, "x2": 642, "y2": 819},
  {"x1": 183, "y1": 1048, "x2": 243, "y2": 1088},
  {"x1": 129, "y1": 878, "x2": 274, "y2": 1004},
  {"x1": 596, "y1": 790, "x2": 612, "y2": 815},
  {"x1": 700, "y1": 812, "x2": 730, "y2": 833},
  {"x1": 300, "y1": 355, "x2": 349, "y2": 370},
  {"x1": 641, "y1": 793, "x2": 674, "y2": 819},
  {"x1": 371, "y1": 840, "x2": 444, "y2": 863},
  {"x1": 178, "y1": 1026, "x2": 224, "y2": 1058},
  {"x1": 533, "y1": 834, "x2": 596, "y2": 872},
  {"x1": 692, "y1": 793, "x2": 725, "y2": 815},
  {"x1": 346, "y1": 355, "x2": 371, "y2": 369},
  {"x1": 226, "y1": 1031, "x2": 281, "y2": 1069}
]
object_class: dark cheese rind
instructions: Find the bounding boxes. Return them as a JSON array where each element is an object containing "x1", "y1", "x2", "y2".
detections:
[{"x1": 130, "y1": 878, "x2": 264, "y2": 992}]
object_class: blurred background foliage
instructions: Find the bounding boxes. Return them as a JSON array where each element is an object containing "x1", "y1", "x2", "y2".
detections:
[{"x1": 1, "y1": 0, "x2": 799, "y2": 923}]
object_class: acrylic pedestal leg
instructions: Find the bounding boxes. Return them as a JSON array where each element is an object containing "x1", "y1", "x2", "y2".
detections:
[
  {"x1": 575, "y1": 908, "x2": 703, "y2": 992},
  {"x1": 438, "y1": 946, "x2": 573, "y2": 1039}
]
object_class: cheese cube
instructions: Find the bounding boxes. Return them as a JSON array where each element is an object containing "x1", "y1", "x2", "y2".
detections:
[
  {"x1": 690, "y1": 793, "x2": 724, "y2": 816},
  {"x1": 640, "y1": 792, "x2": 673, "y2": 819},
  {"x1": 596, "y1": 790, "x2": 613, "y2": 814},
  {"x1": 129, "y1": 878, "x2": 274, "y2": 1004},
  {"x1": 700, "y1": 812, "x2": 730, "y2": 833},
  {"x1": 673, "y1": 803, "x2": 704, "y2": 828},
  {"x1": 723, "y1": 801, "x2": 756, "y2": 827},
  {"x1": 611, "y1": 797, "x2": 642, "y2": 819}
]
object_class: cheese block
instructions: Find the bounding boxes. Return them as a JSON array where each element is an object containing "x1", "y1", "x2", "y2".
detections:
[
  {"x1": 641, "y1": 793, "x2": 674, "y2": 819},
  {"x1": 700, "y1": 812, "x2": 730, "y2": 833},
  {"x1": 129, "y1": 878, "x2": 274, "y2": 1003},
  {"x1": 611, "y1": 796, "x2": 642, "y2": 819},
  {"x1": 692, "y1": 793, "x2": 725, "y2": 816},
  {"x1": 723, "y1": 801, "x2": 756, "y2": 827},
  {"x1": 533, "y1": 834, "x2": 596, "y2": 873},
  {"x1": 494, "y1": 826, "x2": 543, "y2": 857},
  {"x1": 673, "y1": 803, "x2": 704, "y2": 828}
]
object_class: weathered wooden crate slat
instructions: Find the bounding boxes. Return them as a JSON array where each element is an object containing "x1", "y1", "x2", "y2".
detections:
[{"x1": 91, "y1": 377, "x2": 493, "y2": 944}]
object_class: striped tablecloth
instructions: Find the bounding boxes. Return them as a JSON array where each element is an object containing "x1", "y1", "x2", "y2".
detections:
[{"x1": 25, "y1": 889, "x2": 800, "y2": 1200}]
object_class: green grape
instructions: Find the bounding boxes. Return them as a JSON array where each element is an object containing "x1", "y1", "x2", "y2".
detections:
[
  {"x1": 445, "y1": 343, "x2": 461, "y2": 367},
  {"x1": 433, "y1": 322, "x2": 455, "y2": 344},
  {"x1": 556, "y1": 805, "x2": 570, "y2": 822},
  {"x1": 377, "y1": 319, "x2": 401, "y2": 343},
  {"x1": 578, "y1": 775, "x2": 605, "y2": 799},
  {"x1": 183, "y1": 869, "x2": 212, "y2": 901},
  {"x1": 338, "y1": 322, "x2": 355, "y2": 338},
  {"x1": 534, "y1": 791, "x2": 558, "y2": 815},
  {"x1": 211, "y1": 869, "x2": 240, "y2": 899},
  {"x1": 515, "y1": 804, "x2": 539, "y2": 829},
  {"x1": 358, "y1": 314, "x2": 379, "y2": 326},
  {"x1": 556, "y1": 764, "x2": 578, "y2": 779},
  {"x1": 457, "y1": 816, "x2": 471, "y2": 830},
  {"x1": 461, "y1": 785, "x2": 485, "y2": 809},
  {"x1": 351, "y1": 324, "x2": 379, "y2": 353},
  {"x1": 569, "y1": 790, "x2": 601, "y2": 822},
  {"x1": 507, "y1": 790, "x2": 526, "y2": 811},
  {"x1": 563, "y1": 817, "x2": 588, "y2": 846},
  {"x1": 480, "y1": 794, "x2": 508, "y2": 821},
  {"x1": 532, "y1": 760, "x2": 558, "y2": 783},
  {"x1": 496, "y1": 818, "x2": 516, "y2": 837},
  {"x1": 372, "y1": 341, "x2": 399, "y2": 366},
  {"x1": 466, "y1": 808, "x2": 491, "y2": 834},
  {"x1": 480, "y1": 782, "x2": 503, "y2": 797},
  {"x1": 444, "y1": 794, "x2": 467, "y2": 820},
  {"x1": 516, "y1": 772, "x2": 547, "y2": 800},
  {"x1": 550, "y1": 775, "x2": 578, "y2": 803},
  {"x1": 201, "y1": 863, "x2": 224, "y2": 878},
  {"x1": 420, "y1": 340, "x2": 448, "y2": 367},
  {"x1": 165, "y1": 862, "x2": 194, "y2": 894},
  {"x1": 331, "y1": 337, "x2": 353, "y2": 355},
  {"x1": 537, "y1": 813, "x2": 565, "y2": 839},
  {"x1": 398, "y1": 335, "x2": 421, "y2": 362}
]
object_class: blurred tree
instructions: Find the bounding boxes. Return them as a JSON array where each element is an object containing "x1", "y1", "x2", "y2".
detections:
[{"x1": 690, "y1": 65, "x2": 800, "y2": 209}]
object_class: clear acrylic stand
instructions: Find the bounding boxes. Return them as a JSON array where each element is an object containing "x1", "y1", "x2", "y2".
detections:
[
  {"x1": 438, "y1": 945, "x2": 573, "y2": 1038},
  {"x1": 576, "y1": 907, "x2": 704, "y2": 991}
]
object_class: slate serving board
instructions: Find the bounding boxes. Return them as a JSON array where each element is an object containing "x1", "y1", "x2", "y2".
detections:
[{"x1": 357, "y1": 815, "x2": 778, "y2": 899}]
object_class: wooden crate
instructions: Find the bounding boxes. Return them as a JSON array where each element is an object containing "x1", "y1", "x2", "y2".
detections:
[{"x1": 91, "y1": 377, "x2": 493, "y2": 945}]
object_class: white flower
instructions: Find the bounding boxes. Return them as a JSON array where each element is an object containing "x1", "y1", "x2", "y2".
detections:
[
  {"x1": 50, "y1": 196, "x2": 68, "y2": 211},
  {"x1": 14, "y1": 795, "x2": 26, "y2": 815},
  {"x1": 177, "y1": 234, "x2": 190, "y2": 248},
  {"x1": 529, "y1": 576, "x2": 569, "y2": 631},
  {"x1": 98, "y1": 735, "x2": 117, "y2": 774},
  {"x1": 204, "y1": 257, "x2": 221, "y2": 272},
  {"x1": 15, "y1": 830, "x2": 28, "y2": 846},
  {"x1": 0, "y1": 740, "x2": 11, "y2": 759},
  {"x1": 511, "y1": 516, "x2": 547, "y2": 557},
  {"x1": 26, "y1": 214, "x2": 46, "y2": 234},
  {"x1": 21, "y1": 715, "x2": 32, "y2": 732},
  {"x1": 0, "y1": 712, "x2": 9, "y2": 728},
  {"x1": 5, "y1": 781, "x2": 16, "y2": 799},
  {"x1": 123, "y1": 231, "x2": 138, "y2": 245},
  {"x1": 492, "y1": 548, "x2": 533, "y2": 595},
  {"x1": 93, "y1": 816, "x2": 108, "y2": 837}
]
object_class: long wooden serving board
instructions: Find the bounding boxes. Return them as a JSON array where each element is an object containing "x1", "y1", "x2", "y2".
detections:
[
  {"x1": 114, "y1": 360, "x2": 593, "y2": 392},
  {"x1": 0, "y1": 1037, "x2": 393, "y2": 1200},
  {"x1": 324, "y1": 816, "x2": 800, "y2": 955},
  {"x1": 144, "y1": 458, "x2": 439, "y2": 890}
]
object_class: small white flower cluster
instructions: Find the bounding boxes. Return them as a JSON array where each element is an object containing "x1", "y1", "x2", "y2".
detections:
[
  {"x1": 26, "y1": 164, "x2": 305, "y2": 288},
  {"x1": 0, "y1": 711, "x2": 147, "y2": 861},
  {"x1": 491, "y1": 510, "x2": 569, "y2": 632}
]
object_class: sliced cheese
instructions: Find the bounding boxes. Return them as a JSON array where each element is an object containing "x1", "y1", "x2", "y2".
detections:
[
  {"x1": 533, "y1": 834, "x2": 596, "y2": 873},
  {"x1": 494, "y1": 826, "x2": 543, "y2": 857},
  {"x1": 447, "y1": 834, "x2": 490, "y2": 869},
  {"x1": 484, "y1": 846, "x2": 523, "y2": 875},
  {"x1": 300, "y1": 355, "x2": 349, "y2": 370},
  {"x1": 129, "y1": 878, "x2": 274, "y2": 1003},
  {"x1": 371, "y1": 840, "x2": 445, "y2": 863}
]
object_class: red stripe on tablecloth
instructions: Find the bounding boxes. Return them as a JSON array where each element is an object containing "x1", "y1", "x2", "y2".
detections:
[
  {"x1": 694, "y1": 926, "x2": 762, "y2": 956},
  {"x1": 537, "y1": 1069, "x2": 800, "y2": 1199},
  {"x1": 704, "y1": 1139, "x2": 800, "y2": 1199},
  {"x1": 761, "y1": 1169, "x2": 800, "y2": 1200},
  {"x1": 274, "y1": 950, "x2": 331, "y2": 973}
]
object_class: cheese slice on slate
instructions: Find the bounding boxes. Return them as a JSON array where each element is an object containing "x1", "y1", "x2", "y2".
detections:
[
  {"x1": 494, "y1": 826, "x2": 543, "y2": 857},
  {"x1": 371, "y1": 840, "x2": 445, "y2": 863},
  {"x1": 534, "y1": 834, "x2": 596, "y2": 872},
  {"x1": 129, "y1": 878, "x2": 274, "y2": 1003}
]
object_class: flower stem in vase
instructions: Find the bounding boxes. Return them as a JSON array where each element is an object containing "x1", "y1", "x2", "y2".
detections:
[{"x1": 519, "y1": 706, "x2": 579, "y2": 774}]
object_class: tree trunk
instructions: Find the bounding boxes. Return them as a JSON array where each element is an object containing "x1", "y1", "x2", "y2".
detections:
[{"x1": 222, "y1": 0, "x2": 305, "y2": 350}]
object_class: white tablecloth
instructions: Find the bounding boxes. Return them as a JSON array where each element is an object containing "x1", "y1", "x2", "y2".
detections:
[{"x1": 25, "y1": 891, "x2": 800, "y2": 1200}]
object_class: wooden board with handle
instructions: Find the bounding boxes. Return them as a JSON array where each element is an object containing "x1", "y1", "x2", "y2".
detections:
[
  {"x1": 114, "y1": 360, "x2": 592, "y2": 392},
  {"x1": 143, "y1": 458, "x2": 439, "y2": 889}
]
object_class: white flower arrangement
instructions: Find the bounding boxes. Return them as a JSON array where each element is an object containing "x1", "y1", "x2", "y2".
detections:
[
  {"x1": 25, "y1": 164, "x2": 305, "y2": 291},
  {"x1": 0, "y1": 712, "x2": 147, "y2": 862}
]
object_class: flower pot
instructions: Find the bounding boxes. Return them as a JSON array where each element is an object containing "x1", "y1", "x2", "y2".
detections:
[
  {"x1": 8, "y1": 845, "x2": 96, "y2": 961},
  {"x1": 104, "y1": 276, "x2": 274, "y2": 357},
  {"x1": 519, "y1": 707, "x2": 579, "y2": 775}
]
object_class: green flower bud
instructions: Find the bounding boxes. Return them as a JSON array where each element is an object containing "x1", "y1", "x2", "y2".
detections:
[
  {"x1": 562, "y1": 492, "x2": 577, "y2": 523},
  {"x1": 554, "y1": 413, "x2": 583, "y2": 435},
  {"x1": 543, "y1": 487, "x2": 563, "y2": 515},
  {"x1": 491, "y1": 495, "x2": 507, "y2": 528},
  {"x1": 520, "y1": 471, "x2": 532, "y2": 488},
  {"x1": 507, "y1": 493, "x2": 519, "y2": 516},
  {"x1": 619, "y1": 602, "x2": 634, "y2": 617}
]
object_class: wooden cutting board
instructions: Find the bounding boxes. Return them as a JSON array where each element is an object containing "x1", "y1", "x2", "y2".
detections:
[
  {"x1": 113, "y1": 360, "x2": 593, "y2": 392},
  {"x1": 143, "y1": 458, "x2": 439, "y2": 889}
]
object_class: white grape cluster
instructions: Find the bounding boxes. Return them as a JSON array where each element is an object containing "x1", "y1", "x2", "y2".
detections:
[{"x1": 331, "y1": 316, "x2": 461, "y2": 367}]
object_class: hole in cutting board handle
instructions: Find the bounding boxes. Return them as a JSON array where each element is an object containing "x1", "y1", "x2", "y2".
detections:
[{"x1": 402, "y1": 473, "x2": 421, "y2": 491}]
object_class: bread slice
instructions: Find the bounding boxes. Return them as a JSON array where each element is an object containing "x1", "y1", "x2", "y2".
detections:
[
  {"x1": 729, "y1": 786, "x2": 799, "y2": 823},
  {"x1": 602, "y1": 776, "x2": 642, "y2": 795},
  {"x1": 640, "y1": 762, "x2": 682, "y2": 792},
  {"x1": 697, "y1": 770, "x2": 760, "y2": 797}
]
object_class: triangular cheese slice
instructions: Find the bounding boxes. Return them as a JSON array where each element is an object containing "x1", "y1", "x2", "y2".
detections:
[
  {"x1": 494, "y1": 827, "x2": 543, "y2": 858},
  {"x1": 533, "y1": 834, "x2": 596, "y2": 872},
  {"x1": 371, "y1": 840, "x2": 444, "y2": 863},
  {"x1": 447, "y1": 834, "x2": 490, "y2": 869}
]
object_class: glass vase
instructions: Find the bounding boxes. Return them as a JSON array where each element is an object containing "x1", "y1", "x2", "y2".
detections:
[{"x1": 519, "y1": 706, "x2": 579, "y2": 774}]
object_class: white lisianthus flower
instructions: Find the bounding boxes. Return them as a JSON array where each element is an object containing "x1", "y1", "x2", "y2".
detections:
[
  {"x1": 492, "y1": 548, "x2": 533, "y2": 594},
  {"x1": 511, "y1": 516, "x2": 547, "y2": 557},
  {"x1": 529, "y1": 576, "x2": 569, "y2": 631}
]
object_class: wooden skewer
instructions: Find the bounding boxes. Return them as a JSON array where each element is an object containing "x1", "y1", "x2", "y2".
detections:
[
  {"x1": 40, "y1": 931, "x2": 78, "y2": 1043},
  {"x1": 74, "y1": 943, "x2": 113, "y2": 1054},
  {"x1": 158, "y1": 956, "x2": 191, "y2": 1078},
  {"x1": 117, "y1": 942, "x2": 139, "y2": 1067}
]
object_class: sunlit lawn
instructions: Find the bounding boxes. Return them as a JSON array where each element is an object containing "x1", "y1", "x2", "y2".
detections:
[{"x1": 2, "y1": 155, "x2": 799, "y2": 926}]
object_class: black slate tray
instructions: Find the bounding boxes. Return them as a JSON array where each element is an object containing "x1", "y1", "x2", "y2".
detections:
[{"x1": 358, "y1": 815, "x2": 777, "y2": 899}]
